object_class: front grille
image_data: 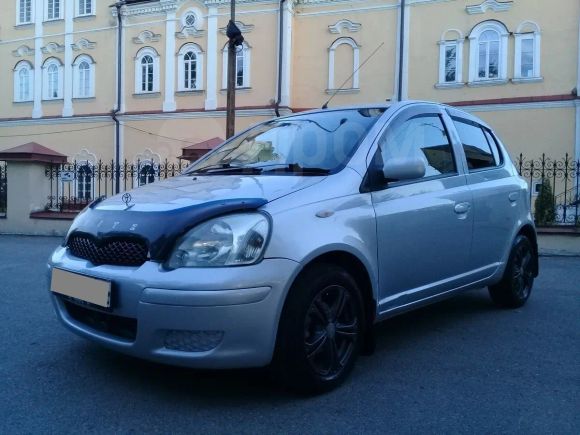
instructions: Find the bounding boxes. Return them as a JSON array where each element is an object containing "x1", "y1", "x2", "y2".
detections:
[
  {"x1": 68, "y1": 234, "x2": 148, "y2": 267},
  {"x1": 63, "y1": 300, "x2": 137, "y2": 341}
]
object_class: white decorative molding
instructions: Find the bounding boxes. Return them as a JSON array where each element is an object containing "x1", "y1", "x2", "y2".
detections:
[
  {"x1": 219, "y1": 21, "x2": 254, "y2": 35},
  {"x1": 112, "y1": 0, "x2": 178, "y2": 17},
  {"x1": 327, "y1": 37, "x2": 360, "y2": 91},
  {"x1": 466, "y1": 0, "x2": 513, "y2": 15},
  {"x1": 176, "y1": 27, "x2": 206, "y2": 39},
  {"x1": 41, "y1": 42, "x2": 65, "y2": 54},
  {"x1": 73, "y1": 149, "x2": 97, "y2": 165},
  {"x1": 12, "y1": 45, "x2": 35, "y2": 57},
  {"x1": 71, "y1": 38, "x2": 97, "y2": 51},
  {"x1": 328, "y1": 19, "x2": 361, "y2": 34},
  {"x1": 133, "y1": 30, "x2": 162, "y2": 44},
  {"x1": 134, "y1": 148, "x2": 161, "y2": 166}
]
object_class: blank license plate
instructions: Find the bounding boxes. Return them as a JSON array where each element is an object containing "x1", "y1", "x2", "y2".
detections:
[{"x1": 51, "y1": 268, "x2": 111, "y2": 308}]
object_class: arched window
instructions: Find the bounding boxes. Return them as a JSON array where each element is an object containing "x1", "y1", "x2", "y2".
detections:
[
  {"x1": 468, "y1": 21, "x2": 509, "y2": 84},
  {"x1": 42, "y1": 58, "x2": 63, "y2": 100},
  {"x1": 73, "y1": 55, "x2": 95, "y2": 98},
  {"x1": 178, "y1": 43, "x2": 204, "y2": 91},
  {"x1": 514, "y1": 21, "x2": 542, "y2": 81},
  {"x1": 437, "y1": 30, "x2": 464, "y2": 87},
  {"x1": 135, "y1": 47, "x2": 160, "y2": 94},
  {"x1": 222, "y1": 42, "x2": 251, "y2": 89},
  {"x1": 14, "y1": 61, "x2": 33, "y2": 102},
  {"x1": 327, "y1": 37, "x2": 360, "y2": 91},
  {"x1": 76, "y1": 164, "x2": 93, "y2": 201}
]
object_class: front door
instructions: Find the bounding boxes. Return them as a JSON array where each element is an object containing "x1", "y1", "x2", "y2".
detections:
[{"x1": 367, "y1": 105, "x2": 474, "y2": 313}]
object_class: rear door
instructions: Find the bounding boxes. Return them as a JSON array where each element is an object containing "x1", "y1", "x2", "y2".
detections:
[
  {"x1": 367, "y1": 105, "x2": 474, "y2": 313},
  {"x1": 448, "y1": 113, "x2": 521, "y2": 278}
]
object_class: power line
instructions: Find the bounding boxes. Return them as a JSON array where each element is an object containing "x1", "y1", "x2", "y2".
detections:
[
  {"x1": 122, "y1": 123, "x2": 193, "y2": 144},
  {"x1": 0, "y1": 123, "x2": 111, "y2": 138}
]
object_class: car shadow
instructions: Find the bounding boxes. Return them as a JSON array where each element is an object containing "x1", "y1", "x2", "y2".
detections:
[{"x1": 76, "y1": 288, "x2": 496, "y2": 401}]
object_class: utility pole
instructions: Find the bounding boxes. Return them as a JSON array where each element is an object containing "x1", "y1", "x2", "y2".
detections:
[{"x1": 225, "y1": 1, "x2": 244, "y2": 139}]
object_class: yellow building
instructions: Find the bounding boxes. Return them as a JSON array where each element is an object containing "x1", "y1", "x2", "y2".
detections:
[{"x1": 0, "y1": 0, "x2": 579, "y2": 167}]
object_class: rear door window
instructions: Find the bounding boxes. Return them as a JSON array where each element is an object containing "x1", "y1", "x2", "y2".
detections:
[{"x1": 452, "y1": 118, "x2": 501, "y2": 170}]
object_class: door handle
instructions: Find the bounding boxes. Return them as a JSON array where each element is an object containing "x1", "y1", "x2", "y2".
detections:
[
  {"x1": 454, "y1": 202, "x2": 471, "y2": 214},
  {"x1": 509, "y1": 191, "x2": 519, "y2": 202}
]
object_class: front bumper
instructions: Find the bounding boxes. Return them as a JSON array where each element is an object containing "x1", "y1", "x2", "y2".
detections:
[{"x1": 48, "y1": 246, "x2": 300, "y2": 369}]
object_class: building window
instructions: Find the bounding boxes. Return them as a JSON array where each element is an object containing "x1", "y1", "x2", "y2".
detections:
[
  {"x1": 17, "y1": 0, "x2": 33, "y2": 24},
  {"x1": 73, "y1": 55, "x2": 95, "y2": 98},
  {"x1": 138, "y1": 164, "x2": 156, "y2": 186},
  {"x1": 134, "y1": 47, "x2": 160, "y2": 94},
  {"x1": 46, "y1": 0, "x2": 62, "y2": 21},
  {"x1": 222, "y1": 42, "x2": 251, "y2": 89},
  {"x1": 327, "y1": 37, "x2": 360, "y2": 91},
  {"x1": 178, "y1": 43, "x2": 204, "y2": 91},
  {"x1": 468, "y1": 21, "x2": 509, "y2": 84},
  {"x1": 14, "y1": 61, "x2": 33, "y2": 102},
  {"x1": 437, "y1": 30, "x2": 464, "y2": 87},
  {"x1": 42, "y1": 58, "x2": 63, "y2": 100},
  {"x1": 77, "y1": 164, "x2": 93, "y2": 201},
  {"x1": 184, "y1": 12, "x2": 196, "y2": 28},
  {"x1": 514, "y1": 21, "x2": 542, "y2": 81},
  {"x1": 77, "y1": 0, "x2": 94, "y2": 17}
]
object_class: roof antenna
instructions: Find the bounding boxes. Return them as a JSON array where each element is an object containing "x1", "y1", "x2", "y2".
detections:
[{"x1": 322, "y1": 41, "x2": 385, "y2": 110}]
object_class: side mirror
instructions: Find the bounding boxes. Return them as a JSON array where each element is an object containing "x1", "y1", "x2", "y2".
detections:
[{"x1": 382, "y1": 157, "x2": 426, "y2": 181}]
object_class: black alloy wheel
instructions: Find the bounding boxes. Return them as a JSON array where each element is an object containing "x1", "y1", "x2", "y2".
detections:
[
  {"x1": 273, "y1": 263, "x2": 364, "y2": 394},
  {"x1": 489, "y1": 235, "x2": 535, "y2": 308}
]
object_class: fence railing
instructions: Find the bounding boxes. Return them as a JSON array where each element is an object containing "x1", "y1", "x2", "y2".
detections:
[
  {"x1": 516, "y1": 154, "x2": 580, "y2": 226},
  {"x1": 44, "y1": 159, "x2": 188, "y2": 212},
  {"x1": 41, "y1": 154, "x2": 580, "y2": 226},
  {"x1": 0, "y1": 161, "x2": 6, "y2": 218}
]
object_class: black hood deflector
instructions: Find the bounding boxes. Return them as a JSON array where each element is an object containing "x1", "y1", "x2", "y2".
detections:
[{"x1": 65, "y1": 198, "x2": 268, "y2": 262}]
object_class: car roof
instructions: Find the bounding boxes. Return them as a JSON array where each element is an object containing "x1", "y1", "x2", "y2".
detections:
[{"x1": 285, "y1": 101, "x2": 491, "y2": 130}]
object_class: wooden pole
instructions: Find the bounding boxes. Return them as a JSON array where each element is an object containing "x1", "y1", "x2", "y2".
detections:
[{"x1": 226, "y1": 1, "x2": 236, "y2": 139}]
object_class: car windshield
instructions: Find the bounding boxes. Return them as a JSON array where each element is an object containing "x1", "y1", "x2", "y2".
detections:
[{"x1": 184, "y1": 108, "x2": 386, "y2": 175}]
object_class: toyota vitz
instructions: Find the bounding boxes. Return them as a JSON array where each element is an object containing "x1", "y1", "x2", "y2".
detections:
[{"x1": 48, "y1": 101, "x2": 538, "y2": 393}]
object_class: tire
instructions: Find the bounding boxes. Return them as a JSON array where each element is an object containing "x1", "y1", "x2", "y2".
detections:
[
  {"x1": 489, "y1": 235, "x2": 535, "y2": 309},
  {"x1": 273, "y1": 263, "x2": 364, "y2": 394}
]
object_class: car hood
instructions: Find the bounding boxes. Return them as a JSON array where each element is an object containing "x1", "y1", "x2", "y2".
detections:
[
  {"x1": 95, "y1": 174, "x2": 324, "y2": 212},
  {"x1": 66, "y1": 174, "x2": 325, "y2": 261}
]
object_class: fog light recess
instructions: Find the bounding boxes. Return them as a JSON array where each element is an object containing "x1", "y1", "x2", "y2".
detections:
[{"x1": 164, "y1": 330, "x2": 224, "y2": 352}]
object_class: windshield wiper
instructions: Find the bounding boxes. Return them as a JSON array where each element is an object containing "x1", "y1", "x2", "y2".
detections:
[
  {"x1": 190, "y1": 163, "x2": 263, "y2": 175},
  {"x1": 261, "y1": 163, "x2": 330, "y2": 175}
]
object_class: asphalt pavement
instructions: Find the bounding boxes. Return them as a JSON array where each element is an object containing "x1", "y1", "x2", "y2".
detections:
[{"x1": 0, "y1": 235, "x2": 578, "y2": 434}]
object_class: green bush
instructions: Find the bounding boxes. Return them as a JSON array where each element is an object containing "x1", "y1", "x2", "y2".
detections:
[{"x1": 535, "y1": 178, "x2": 556, "y2": 226}]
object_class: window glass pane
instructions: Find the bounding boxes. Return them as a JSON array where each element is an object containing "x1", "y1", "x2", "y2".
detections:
[
  {"x1": 445, "y1": 45, "x2": 456, "y2": 82},
  {"x1": 521, "y1": 38, "x2": 534, "y2": 77},
  {"x1": 378, "y1": 114, "x2": 456, "y2": 179},
  {"x1": 478, "y1": 43, "x2": 487, "y2": 78},
  {"x1": 488, "y1": 41, "x2": 499, "y2": 78},
  {"x1": 483, "y1": 129, "x2": 502, "y2": 166},
  {"x1": 452, "y1": 118, "x2": 497, "y2": 170}
]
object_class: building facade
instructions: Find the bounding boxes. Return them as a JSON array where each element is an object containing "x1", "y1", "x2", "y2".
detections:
[{"x1": 0, "y1": 0, "x2": 579, "y2": 168}]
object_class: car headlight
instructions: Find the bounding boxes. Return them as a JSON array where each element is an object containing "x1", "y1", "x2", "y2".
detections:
[{"x1": 166, "y1": 213, "x2": 270, "y2": 269}]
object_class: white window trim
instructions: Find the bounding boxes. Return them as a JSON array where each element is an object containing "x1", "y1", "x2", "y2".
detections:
[
  {"x1": 42, "y1": 58, "x2": 64, "y2": 100},
  {"x1": 221, "y1": 42, "x2": 251, "y2": 89},
  {"x1": 73, "y1": 54, "x2": 95, "y2": 98},
  {"x1": 134, "y1": 47, "x2": 160, "y2": 94},
  {"x1": 16, "y1": 0, "x2": 34, "y2": 25},
  {"x1": 327, "y1": 37, "x2": 360, "y2": 91},
  {"x1": 76, "y1": 0, "x2": 95, "y2": 17},
  {"x1": 468, "y1": 21, "x2": 509, "y2": 85},
  {"x1": 177, "y1": 43, "x2": 204, "y2": 92},
  {"x1": 13, "y1": 61, "x2": 34, "y2": 102},
  {"x1": 44, "y1": 0, "x2": 63, "y2": 22},
  {"x1": 437, "y1": 41, "x2": 464, "y2": 87},
  {"x1": 513, "y1": 21, "x2": 542, "y2": 82}
]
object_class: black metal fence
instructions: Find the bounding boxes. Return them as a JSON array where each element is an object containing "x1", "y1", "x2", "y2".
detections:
[
  {"x1": 41, "y1": 154, "x2": 580, "y2": 226},
  {"x1": 516, "y1": 154, "x2": 580, "y2": 226},
  {"x1": 44, "y1": 159, "x2": 188, "y2": 212},
  {"x1": 0, "y1": 161, "x2": 6, "y2": 218}
]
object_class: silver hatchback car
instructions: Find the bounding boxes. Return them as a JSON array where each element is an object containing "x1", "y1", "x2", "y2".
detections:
[{"x1": 48, "y1": 101, "x2": 538, "y2": 393}]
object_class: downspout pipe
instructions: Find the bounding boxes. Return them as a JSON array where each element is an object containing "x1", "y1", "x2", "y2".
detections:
[
  {"x1": 275, "y1": 0, "x2": 286, "y2": 117},
  {"x1": 112, "y1": 1, "x2": 125, "y2": 194},
  {"x1": 397, "y1": 0, "x2": 406, "y2": 102}
]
